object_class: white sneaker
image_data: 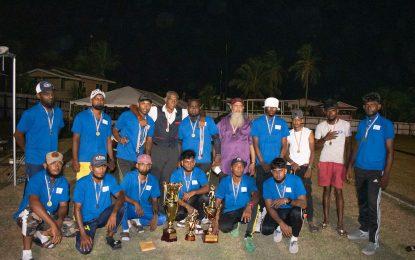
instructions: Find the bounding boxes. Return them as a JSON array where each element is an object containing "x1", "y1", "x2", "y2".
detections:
[
  {"x1": 176, "y1": 219, "x2": 186, "y2": 228},
  {"x1": 196, "y1": 224, "x2": 202, "y2": 229},
  {"x1": 347, "y1": 229, "x2": 369, "y2": 240},
  {"x1": 254, "y1": 208, "x2": 266, "y2": 233},
  {"x1": 362, "y1": 242, "x2": 379, "y2": 256},
  {"x1": 289, "y1": 239, "x2": 299, "y2": 254},
  {"x1": 273, "y1": 227, "x2": 282, "y2": 243}
]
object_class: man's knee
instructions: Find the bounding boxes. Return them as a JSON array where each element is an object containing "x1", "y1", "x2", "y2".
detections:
[
  {"x1": 290, "y1": 207, "x2": 303, "y2": 221},
  {"x1": 261, "y1": 223, "x2": 275, "y2": 236},
  {"x1": 219, "y1": 219, "x2": 234, "y2": 233}
]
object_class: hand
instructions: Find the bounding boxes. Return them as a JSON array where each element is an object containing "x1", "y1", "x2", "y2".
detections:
[
  {"x1": 279, "y1": 222, "x2": 292, "y2": 237},
  {"x1": 291, "y1": 162, "x2": 300, "y2": 173},
  {"x1": 80, "y1": 233, "x2": 93, "y2": 252},
  {"x1": 261, "y1": 163, "x2": 271, "y2": 173},
  {"x1": 119, "y1": 137, "x2": 129, "y2": 144},
  {"x1": 324, "y1": 130, "x2": 338, "y2": 142},
  {"x1": 380, "y1": 175, "x2": 389, "y2": 190},
  {"x1": 211, "y1": 155, "x2": 221, "y2": 168},
  {"x1": 182, "y1": 191, "x2": 195, "y2": 202},
  {"x1": 106, "y1": 213, "x2": 117, "y2": 231},
  {"x1": 72, "y1": 159, "x2": 80, "y2": 172},
  {"x1": 108, "y1": 159, "x2": 115, "y2": 171},
  {"x1": 134, "y1": 202, "x2": 144, "y2": 217},
  {"x1": 248, "y1": 163, "x2": 255, "y2": 176},
  {"x1": 346, "y1": 166, "x2": 354, "y2": 184},
  {"x1": 241, "y1": 206, "x2": 252, "y2": 223},
  {"x1": 49, "y1": 224, "x2": 62, "y2": 244},
  {"x1": 271, "y1": 198, "x2": 288, "y2": 209},
  {"x1": 304, "y1": 167, "x2": 312, "y2": 178},
  {"x1": 149, "y1": 215, "x2": 158, "y2": 231}
]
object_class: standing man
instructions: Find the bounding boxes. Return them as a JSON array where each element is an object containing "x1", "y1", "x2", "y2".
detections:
[
  {"x1": 217, "y1": 98, "x2": 255, "y2": 176},
  {"x1": 251, "y1": 97, "x2": 289, "y2": 229},
  {"x1": 315, "y1": 100, "x2": 351, "y2": 235},
  {"x1": 147, "y1": 91, "x2": 188, "y2": 189},
  {"x1": 14, "y1": 81, "x2": 65, "y2": 179},
  {"x1": 73, "y1": 154, "x2": 125, "y2": 254},
  {"x1": 261, "y1": 158, "x2": 307, "y2": 254},
  {"x1": 72, "y1": 89, "x2": 114, "y2": 180},
  {"x1": 178, "y1": 99, "x2": 221, "y2": 173},
  {"x1": 286, "y1": 109, "x2": 319, "y2": 232},
  {"x1": 113, "y1": 95, "x2": 154, "y2": 180},
  {"x1": 212, "y1": 157, "x2": 258, "y2": 253},
  {"x1": 347, "y1": 92, "x2": 394, "y2": 256}
]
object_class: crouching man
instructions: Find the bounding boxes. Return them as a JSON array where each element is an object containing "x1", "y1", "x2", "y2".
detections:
[
  {"x1": 14, "y1": 151, "x2": 76, "y2": 260},
  {"x1": 73, "y1": 154, "x2": 125, "y2": 254}
]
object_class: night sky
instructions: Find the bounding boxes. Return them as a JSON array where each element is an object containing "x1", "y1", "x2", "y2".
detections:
[{"x1": 1, "y1": 0, "x2": 414, "y2": 105}]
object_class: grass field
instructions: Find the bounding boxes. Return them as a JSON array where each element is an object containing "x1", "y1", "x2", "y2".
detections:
[{"x1": 0, "y1": 137, "x2": 414, "y2": 259}]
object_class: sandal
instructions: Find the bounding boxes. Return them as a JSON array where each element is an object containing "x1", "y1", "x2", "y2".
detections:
[
  {"x1": 106, "y1": 237, "x2": 122, "y2": 250},
  {"x1": 308, "y1": 223, "x2": 320, "y2": 233},
  {"x1": 33, "y1": 237, "x2": 55, "y2": 249},
  {"x1": 336, "y1": 227, "x2": 348, "y2": 236},
  {"x1": 321, "y1": 222, "x2": 329, "y2": 229}
]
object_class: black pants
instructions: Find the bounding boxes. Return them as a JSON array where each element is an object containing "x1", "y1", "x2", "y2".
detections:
[
  {"x1": 355, "y1": 167, "x2": 383, "y2": 244},
  {"x1": 255, "y1": 165, "x2": 271, "y2": 212},
  {"x1": 288, "y1": 165, "x2": 314, "y2": 222},
  {"x1": 261, "y1": 206, "x2": 304, "y2": 237},
  {"x1": 219, "y1": 206, "x2": 258, "y2": 237},
  {"x1": 176, "y1": 194, "x2": 209, "y2": 221},
  {"x1": 116, "y1": 158, "x2": 135, "y2": 182}
]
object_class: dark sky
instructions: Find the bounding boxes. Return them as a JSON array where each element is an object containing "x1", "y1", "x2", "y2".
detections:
[{"x1": 1, "y1": 0, "x2": 414, "y2": 105}]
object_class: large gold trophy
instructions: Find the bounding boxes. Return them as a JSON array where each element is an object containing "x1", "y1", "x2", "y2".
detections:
[
  {"x1": 161, "y1": 182, "x2": 182, "y2": 242},
  {"x1": 203, "y1": 185, "x2": 222, "y2": 243}
]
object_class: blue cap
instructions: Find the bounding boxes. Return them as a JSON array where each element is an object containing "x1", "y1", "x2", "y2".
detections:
[
  {"x1": 231, "y1": 157, "x2": 247, "y2": 167},
  {"x1": 90, "y1": 154, "x2": 108, "y2": 167},
  {"x1": 35, "y1": 81, "x2": 54, "y2": 94}
]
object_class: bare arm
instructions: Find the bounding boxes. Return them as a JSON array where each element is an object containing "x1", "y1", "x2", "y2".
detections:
[
  {"x1": 74, "y1": 203, "x2": 87, "y2": 235},
  {"x1": 14, "y1": 130, "x2": 25, "y2": 151},
  {"x1": 290, "y1": 194, "x2": 307, "y2": 209},
  {"x1": 253, "y1": 137, "x2": 264, "y2": 164},
  {"x1": 29, "y1": 195, "x2": 59, "y2": 229},
  {"x1": 145, "y1": 137, "x2": 153, "y2": 155},
  {"x1": 280, "y1": 137, "x2": 288, "y2": 158},
  {"x1": 107, "y1": 137, "x2": 114, "y2": 161},
  {"x1": 381, "y1": 139, "x2": 394, "y2": 189},
  {"x1": 308, "y1": 131, "x2": 315, "y2": 167}
]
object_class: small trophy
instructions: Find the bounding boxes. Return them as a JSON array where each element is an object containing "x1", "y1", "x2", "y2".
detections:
[
  {"x1": 185, "y1": 210, "x2": 199, "y2": 241},
  {"x1": 161, "y1": 182, "x2": 182, "y2": 242},
  {"x1": 203, "y1": 185, "x2": 221, "y2": 243}
]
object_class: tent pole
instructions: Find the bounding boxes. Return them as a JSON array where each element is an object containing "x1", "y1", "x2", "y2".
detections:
[{"x1": 12, "y1": 56, "x2": 16, "y2": 186}]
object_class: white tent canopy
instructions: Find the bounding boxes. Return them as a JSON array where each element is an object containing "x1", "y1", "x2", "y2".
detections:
[{"x1": 69, "y1": 86, "x2": 165, "y2": 108}]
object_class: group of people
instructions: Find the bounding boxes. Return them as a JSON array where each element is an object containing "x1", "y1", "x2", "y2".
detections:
[{"x1": 13, "y1": 81, "x2": 394, "y2": 259}]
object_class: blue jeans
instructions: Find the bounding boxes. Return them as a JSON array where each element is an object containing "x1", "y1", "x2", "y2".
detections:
[
  {"x1": 75, "y1": 205, "x2": 124, "y2": 254},
  {"x1": 121, "y1": 202, "x2": 166, "y2": 231}
]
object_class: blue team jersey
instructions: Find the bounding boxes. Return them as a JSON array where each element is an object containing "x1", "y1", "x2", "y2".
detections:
[
  {"x1": 170, "y1": 167, "x2": 208, "y2": 198},
  {"x1": 263, "y1": 174, "x2": 306, "y2": 209}
]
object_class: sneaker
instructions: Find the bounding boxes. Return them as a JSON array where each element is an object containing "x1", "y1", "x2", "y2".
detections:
[
  {"x1": 176, "y1": 219, "x2": 186, "y2": 228},
  {"x1": 347, "y1": 229, "x2": 369, "y2": 240},
  {"x1": 230, "y1": 223, "x2": 240, "y2": 238},
  {"x1": 273, "y1": 227, "x2": 282, "y2": 243},
  {"x1": 120, "y1": 232, "x2": 130, "y2": 241},
  {"x1": 289, "y1": 240, "x2": 299, "y2": 254},
  {"x1": 201, "y1": 217, "x2": 210, "y2": 225},
  {"x1": 130, "y1": 219, "x2": 144, "y2": 233},
  {"x1": 195, "y1": 228, "x2": 204, "y2": 235},
  {"x1": 362, "y1": 242, "x2": 379, "y2": 256},
  {"x1": 244, "y1": 236, "x2": 256, "y2": 253}
]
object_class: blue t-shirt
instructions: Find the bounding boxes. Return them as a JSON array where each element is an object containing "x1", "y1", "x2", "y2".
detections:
[
  {"x1": 355, "y1": 114, "x2": 395, "y2": 171},
  {"x1": 17, "y1": 103, "x2": 65, "y2": 164},
  {"x1": 14, "y1": 170, "x2": 70, "y2": 219},
  {"x1": 178, "y1": 116, "x2": 219, "y2": 164},
  {"x1": 115, "y1": 111, "x2": 155, "y2": 162},
  {"x1": 216, "y1": 175, "x2": 258, "y2": 213},
  {"x1": 71, "y1": 109, "x2": 112, "y2": 162},
  {"x1": 251, "y1": 115, "x2": 289, "y2": 164},
  {"x1": 263, "y1": 174, "x2": 306, "y2": 209},
  {"x1": 73, "y1": 173, "x2": 122, "y2": 222},
  {"x1": 170, "y1": 167, "x2": 209, "y2": 198},
  {"x1": 121, "y1": 171, "x2": 160, "y2": 214}
]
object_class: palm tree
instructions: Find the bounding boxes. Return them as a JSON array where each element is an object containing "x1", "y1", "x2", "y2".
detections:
[
  {"x1": 262, "y1": 50, "x2": 284, "y2": 96},
  {"x1": 289, "y1": 44, "x2": 320, "y2": 110}
]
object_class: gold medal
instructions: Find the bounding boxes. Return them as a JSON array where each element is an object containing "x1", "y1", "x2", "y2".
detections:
[
  {"x1": 47, "y1": 201, "x2": 52, "y2": 207},
  {"x1": 96, "y1": 131, "x2": 100, "y2": 136}
]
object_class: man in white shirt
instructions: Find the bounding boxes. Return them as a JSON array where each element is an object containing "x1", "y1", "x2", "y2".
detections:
[
  {"x1": 315, "y1": 100, "x2": 352, "y2": 236},
  {"x1": 286, "y1": 109, "x2": 318, "y2": 232}
]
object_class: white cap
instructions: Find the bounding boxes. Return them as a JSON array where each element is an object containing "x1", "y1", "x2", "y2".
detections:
[
  {"x1": 90, "y1": 89, "x2": 106, "y2": 100},
  {"x1": 263, "y1": 97, "x2": 280, "y2": 110}
]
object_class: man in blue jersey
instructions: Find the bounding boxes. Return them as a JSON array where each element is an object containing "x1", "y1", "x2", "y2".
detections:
[
  {"x1": 72, "y1": 89, "x2": 115, "y2": 180},
  {"x1": 113, "y1": 95, "x2": 155, "y2": 180},
  {"x1": 14, "y1": 81, "x2": 65, "y2": 179},
  {"x1": 212, "y1": 157, "x2": 259, "y2": 253},
  {"x1": 261, "y1": 157, "x2": 306, "y2": 254},
  {"x1": 347, "y1": 92, "x2": 395, "y2": 256},
  {"x1": 73, "y1": 154, "x2": 125, "y2": 254},
  {"x1": 14, "y1": 152, "x2": 75, "y2": 260},
  {"x1": 120, "y1": 154, "x2": 166, "y2": 241}
]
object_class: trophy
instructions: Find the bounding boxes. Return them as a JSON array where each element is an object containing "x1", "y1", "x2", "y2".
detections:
[
  {"x1": 161, "y1": 182, "x2": 182, "y2": 242},
  {"x1": 185, "y1": 209, "x2": 199, "y2": 241},
  {"x1": 203, "y1": 185, "x2": 222, "y2": 243}
]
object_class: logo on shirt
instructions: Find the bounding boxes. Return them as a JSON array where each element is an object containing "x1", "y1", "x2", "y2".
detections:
[
  {"x1": 102, "y1": 186, "x2": 109, "y2": 192},
  {"x1": 102, "y1": 119, "x2": 108, "y2": 125},
  {"x1": 275, "y1": 125, "x2": 281, "y2": 130},
  {"x1": 56, "y1": 187, "x2": 63, "y2": 194},
  {"x1": 241, "y1": 187, "x2": 247, "y2": 192},
  {"x1": 373, "y1": 125, "x2": 381, "y2": 130},
  {"x1": 285, "y1": 187, "x2": 292, "y2": 193},
  {"x1": 191, "y1": 180, "x2": 198, "y2": 185},
  {"x1": 145, "y1": 185, "x2": 152, "y2": 190}
]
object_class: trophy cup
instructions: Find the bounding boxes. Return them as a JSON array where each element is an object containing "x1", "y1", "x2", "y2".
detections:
[
  {"x1": 203, "y1": 185, "x2": 222, "y2": 243},
  {"x1": 185, "y1": 209, "x2": 199, "y2": 241},
  {"x1": 161, "y1": 182, "x2": 182, "y2": 242}
]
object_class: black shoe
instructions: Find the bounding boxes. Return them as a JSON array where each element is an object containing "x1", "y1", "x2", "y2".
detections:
[{"x1": 106, "y1": 237, "x2": 122, "y2": 250}]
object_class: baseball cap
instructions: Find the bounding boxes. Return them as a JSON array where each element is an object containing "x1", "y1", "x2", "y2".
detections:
[
  {"x1": 35, "y1": 81, "x2": 54, "y2": 94},
  {"x1": 230, "y1": 97, "x2": 244, "y2": 105},
  {"x1": 263, "y1": 97, "x2": 280, "y2": 110},
  {"x1": 323, "y1": 99, "x2": 338, "y2": 110},
  {"x1": 46, "y1": 151, "x2": 63, "y2": 164},
  {"x1": 90, "y1": 89, "x2": 106, "y2": 100},
  {"x1": 137, "y1": 154, "x2": 152, "y2": 164},
  {"x1": 138, "y1": 95, "x2": 152, "y2": 103},
  {"x1": 231, "y1": 157, "x2": 247, "y2": 167},
  {"x1": 291, "y1": 109, "x2": 304, "y2": 119},
  {"x1": 90, "y1": 154, "x2": 108, "y2": 167}
]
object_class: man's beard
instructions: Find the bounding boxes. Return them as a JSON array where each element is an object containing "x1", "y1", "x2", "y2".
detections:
[
  {"x1": 139, "y1": 171, "x2": 149, "y2": 176},
  {"x1": 46, "y1": 169, "x2": 61, "y2": 178},
  {"x1": 92, "y1": 104, "x2": 105, "y2": 111},
  {"x1": 42, "y1": 100, "x2": 55, "y2": 108},
  {"x1": 93, "y1": 173, "x2": 104, "y2": 180},
  {"x1": 230, "y1": 112, "x2": 244, "y2": 128}
]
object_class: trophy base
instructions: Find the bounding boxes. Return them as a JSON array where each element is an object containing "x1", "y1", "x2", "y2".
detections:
[
  {"x1": 185, "y1": 234, "x2": 196, "y2": 241},
  {"x1": 161, "y1": 228, "x2": 177, "y2": 242},
  {"x1": 203, "y1": 231, "x2": 219, "y2": 243}
]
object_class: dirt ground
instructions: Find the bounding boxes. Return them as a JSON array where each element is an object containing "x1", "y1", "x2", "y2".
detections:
[{"x1": 0, "y1": 137, "x2": 414, "y2": 259}]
